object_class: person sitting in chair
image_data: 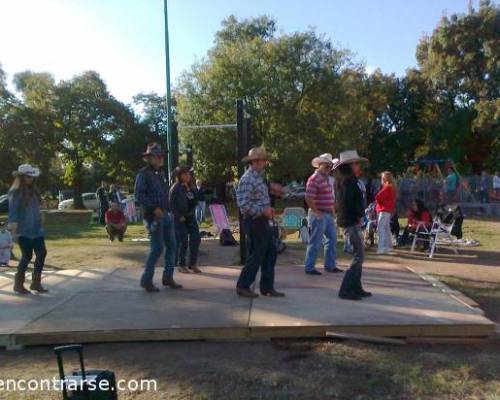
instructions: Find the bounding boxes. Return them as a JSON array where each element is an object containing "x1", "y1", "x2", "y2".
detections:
[
  {"x1": 398, "y1": 199, "x2": 432, "y2": 248},
  {"x1": 105, "y1": 202, "x2": 127, "y2": 242}
]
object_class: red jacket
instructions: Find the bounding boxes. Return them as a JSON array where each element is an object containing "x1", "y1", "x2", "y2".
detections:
[
  {"x1": 407, "y1": 209, "x2": 432, "y2": 230},
  {"x1": 375, "y1": 185, "x2": 396, "y2": 214},
  {"x1": 105, "y1": 209, "x2": 126, "y2": 225}
]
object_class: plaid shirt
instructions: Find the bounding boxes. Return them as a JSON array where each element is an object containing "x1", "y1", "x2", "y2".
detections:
[{"x1": 236, "y1": 167, "x2": 270, "y2": 217}]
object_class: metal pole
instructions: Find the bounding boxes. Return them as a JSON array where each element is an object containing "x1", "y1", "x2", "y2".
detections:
[
  {"x1": 164, "y1": 0, "x2": 174, "y2": 183},
  {"x1": 236, "y1": 100, "x2": 246, "y2": 265}
]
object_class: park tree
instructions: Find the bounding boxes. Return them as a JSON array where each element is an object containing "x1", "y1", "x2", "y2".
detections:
[
  {"x1": 0, "y1": 64, "x2": 21, "y2": 192},
  {"x1": 13, "y1": 71, "x2": 145, "y2": 207},
  {"x1": 416, "y1": 0, "x2": 500, "y2": 172},
  {"x1": 176, "y1": 15, "x2": 373, "y2": 184}
]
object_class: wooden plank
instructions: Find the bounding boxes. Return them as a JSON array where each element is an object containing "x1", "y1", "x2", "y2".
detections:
[
  {"x1": 249, "y1": 324, "x2": 495, "y2": 339},
  {"x1": 325, "y1": 331, "x2": 406, "y2": 345},
  {"x1": 406, "y1": 337, "x2": 492, "y2": 345},
  {"x1": 13, "y1": 328, "x2": 250, "y2": 346}
]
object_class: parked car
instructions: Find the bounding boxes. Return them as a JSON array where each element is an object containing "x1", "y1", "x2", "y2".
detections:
[
  {"x1": 58, "y1": 192, "x2": 99, "y2": 210},
  {"x1": 0, "y1": 194, "x2": 8, "y2": 213},
  {"x1": 283, "y1": 183, "x2": 306, "y2": 200}
]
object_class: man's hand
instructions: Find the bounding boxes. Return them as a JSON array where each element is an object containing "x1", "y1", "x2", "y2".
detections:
[
  {"x1": 269, "y1": 183, "x2": 285, "y2": 198},
  {"x1": 262, "y1": 207, "x2": 275, "y2": 219},
  {"x1": 153, "y1": 208, "x2": 164, "y2": 219}
]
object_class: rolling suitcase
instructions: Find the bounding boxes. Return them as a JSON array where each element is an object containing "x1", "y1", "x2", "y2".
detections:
[{"x1": 54, "y1": 344, "x2": 118, "y2": 400}]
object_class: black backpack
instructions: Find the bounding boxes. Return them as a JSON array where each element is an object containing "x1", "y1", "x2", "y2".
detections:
[{"x1": 220, "y1": 228, "x2": 238, "y2": 246}]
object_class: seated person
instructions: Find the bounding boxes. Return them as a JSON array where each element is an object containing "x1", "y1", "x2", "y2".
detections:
[
  {"x1": 105, "y1": 202, "x2": 127, "y2": 242},
  {"x1": 398, "y1": 199, "x2": 432, "y2": 247},
  {"x1": 0, "y1": 221, "x2": 13, "y2": 266}
]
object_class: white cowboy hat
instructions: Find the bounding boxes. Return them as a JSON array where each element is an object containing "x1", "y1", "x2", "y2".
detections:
[
  {"x1": 333, "y1": 150, "x2": 368, "y2": 169},
  {"x1": 311, "y1": 153, "x2": 334, "y2": 168},
  {"x1": 12, "y1": 164, "x2": 40, "y2": 178},
  {"x1": 242, "y1": 147, "x2": 271, "y2": 163}
]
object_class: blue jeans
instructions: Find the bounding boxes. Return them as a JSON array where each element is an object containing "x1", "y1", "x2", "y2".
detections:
[
  {"x1": 141, "y1": 214, "x2": 177, "y2": 286},
  {"x1": 339, "y1": 225, "x2": 364, "y2": 295},
  {"x1": 174, "y1": 217, "x2": 201, "y2": 267},
  {"x1": 196, "y1": 201, "x2": 206, "y2": 224},
  {"x1": 17, "y1": 236, "x2": 47, "y2": 275},
  {"x1": 304, "y1": 212, "x2": 337, "y2": 272},
  {"x1": 237, "y1": 216, "x2": 276, "y2": 290}
]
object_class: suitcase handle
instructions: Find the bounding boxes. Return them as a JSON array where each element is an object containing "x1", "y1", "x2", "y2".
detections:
[{"x1": 54, "y1": 344, "x2": 88, "y2": 400}]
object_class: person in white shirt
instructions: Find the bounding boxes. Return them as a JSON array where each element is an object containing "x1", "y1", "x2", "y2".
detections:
[
  {"x1": 0, "y1": 221, "x2": 13, "y2": 266},
  {"x1": 493, "y1": 171, "x2": 500, "y2": 200}
]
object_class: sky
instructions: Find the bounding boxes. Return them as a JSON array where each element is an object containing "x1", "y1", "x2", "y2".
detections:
[{"x1": 0, "y1": 0, "x2": 483, "y2": 104}]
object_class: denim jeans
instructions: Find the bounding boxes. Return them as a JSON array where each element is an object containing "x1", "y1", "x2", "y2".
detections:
[
  {"x1": 237, "y1": 216, "x2": 276, "y2": 291},
  {"x1": 17, "y1": 236, "x2": 47, "y2": 275},
  {"x1": 377, "y1": 211, "x2": 392, "y2": 253},
  {"x1": 196, "y1": 201, "x2": 206, "y2": 224},
  {"x1": 304, "y1": 211, "x2": 337, "y2": 272},
  {"x1": 174, "y1": 218, "x2": 201, "y2": 267},
  {"x1": 339, "y1": 225, "x2": 364, "y2": 295},
  {"x1": 141, "y1": 213, "x2": 176, "y2": 286}
]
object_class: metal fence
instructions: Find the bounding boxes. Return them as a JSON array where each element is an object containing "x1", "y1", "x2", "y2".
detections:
[{"x1": 396, "y1": 175, "x2": 500, "y2": 215}]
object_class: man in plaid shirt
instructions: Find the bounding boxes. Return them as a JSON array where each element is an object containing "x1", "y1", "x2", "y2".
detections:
[{"x1": 235, "y1": 147, "x2": 285, "y2": 298}]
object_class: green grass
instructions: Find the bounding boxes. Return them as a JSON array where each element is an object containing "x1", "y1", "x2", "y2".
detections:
[
  {"x1": 438, "y1": 276, "x2": 500, "y2": 323},
  {"x1": 39, "y1": 211, "x2": 147, "y2": 247}
]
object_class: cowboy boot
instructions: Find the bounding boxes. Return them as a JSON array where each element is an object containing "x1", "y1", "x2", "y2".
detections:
[
  {"x1": 162, "y1": 275, "x2": 183, "y2": 289},
  {"x1": 13, "y1": 272, "x2": 30, "y2": 295},
  {"x1": 30, "y1": 272, "x2": 49, "y2": 293}
]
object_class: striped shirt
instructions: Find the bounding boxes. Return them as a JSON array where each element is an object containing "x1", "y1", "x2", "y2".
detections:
[
  {"x1": 236, "y1": 167, "x2": 270, "y2": 217},
  {"x1": 306, "y1": 171, "x2": 335, "y2": 212}
]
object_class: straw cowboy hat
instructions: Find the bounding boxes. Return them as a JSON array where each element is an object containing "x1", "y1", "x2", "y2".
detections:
[
  {"x1": 12, "y1": 164, "x2": 40, "y2": 178},
  {"x1": 242, "y1": 147, "x2": 270, "y2": 163},
  {"x1": 141, "y1": 143, "x2": 164, "y2": 158},
  {"x1": 333, "y1": 150, "x2": 368, "y2": 169},
  {"x1": 311, "y1": 153, "x2": 334, "y2": 168}
]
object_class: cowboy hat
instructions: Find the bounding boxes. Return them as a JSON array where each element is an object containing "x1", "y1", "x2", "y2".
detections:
[
  {"x1": 312, "y1": 153, "x2": 334, "y2": 168},
  {"x1": 142, "y1": 143, "x2": 164, "y2": 158},
  {"x1": 242, "y1": 147, "x2": 270, "y2": 163},
  {"x1": 12, "y1": 164, "x2": 40, "y2": 178},
  {"x1": 333, "y1": 150, "x2": 368, "y2": 169}
]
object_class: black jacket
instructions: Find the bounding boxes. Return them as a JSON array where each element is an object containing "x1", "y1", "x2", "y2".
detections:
[
  {"x1": 169, "y1": 183, "x2": 198, "y2": 222},
  {"x1": 134, "y1": 165, "x2": 170, "y2": 222},
  {"x1": 335, "y1": 175, "x2": 365, "y2": 228}
]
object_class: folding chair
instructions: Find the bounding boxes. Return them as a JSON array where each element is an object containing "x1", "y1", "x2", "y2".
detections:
[
  {"x1": 413, "y1": 218, "x2": 459, "y2": 258},
  {"x1": 209, "y1": 204, "x2": 238, "y2": 237},
  {"x1": 280, "y1": 207, "x2": 308, "y2": 243}
]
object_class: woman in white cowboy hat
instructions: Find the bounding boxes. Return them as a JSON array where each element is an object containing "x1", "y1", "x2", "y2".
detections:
[
  {"x1": 8, "y1": 164, "x2": 48, "y2": 294},
  {"x1": 333, "y1": 150, "x2": 372, "y2": 300},
  {"x1": 304, "y1": 153, "x2": 342, "y2": 275}
]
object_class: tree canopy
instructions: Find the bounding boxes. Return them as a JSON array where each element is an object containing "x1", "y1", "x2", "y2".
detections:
[{"x1": 0, "y1": 3, "x2": 498, "y2": 201}]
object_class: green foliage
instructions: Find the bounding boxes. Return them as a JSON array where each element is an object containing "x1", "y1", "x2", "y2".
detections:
[{"x1": 416, "y1": 0, "x2": 500, "y2": 172}]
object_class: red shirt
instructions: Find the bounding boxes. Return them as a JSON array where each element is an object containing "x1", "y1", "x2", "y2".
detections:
[
  {"x1": 105, "y1": 209, "x2": 126, "y2": 225},
  {"x1": 306, "y1": 171, "x2": 335, "y2": 212},
  {"x1": 407, "y1": 209, "x2": 432, "y2": 230},
  {"x1": 375, "y1": 185, "x2": 396, "y2": 214}
]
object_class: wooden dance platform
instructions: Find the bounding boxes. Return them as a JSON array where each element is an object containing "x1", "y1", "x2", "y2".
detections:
[{"x1": 0, "y1": 265, "x2": 495, "y2": 348}]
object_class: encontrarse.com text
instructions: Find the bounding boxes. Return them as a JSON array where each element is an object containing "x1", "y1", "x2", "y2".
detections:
[{"x1": 0, "y1": 378, "x2": 157, "y2": 392}]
